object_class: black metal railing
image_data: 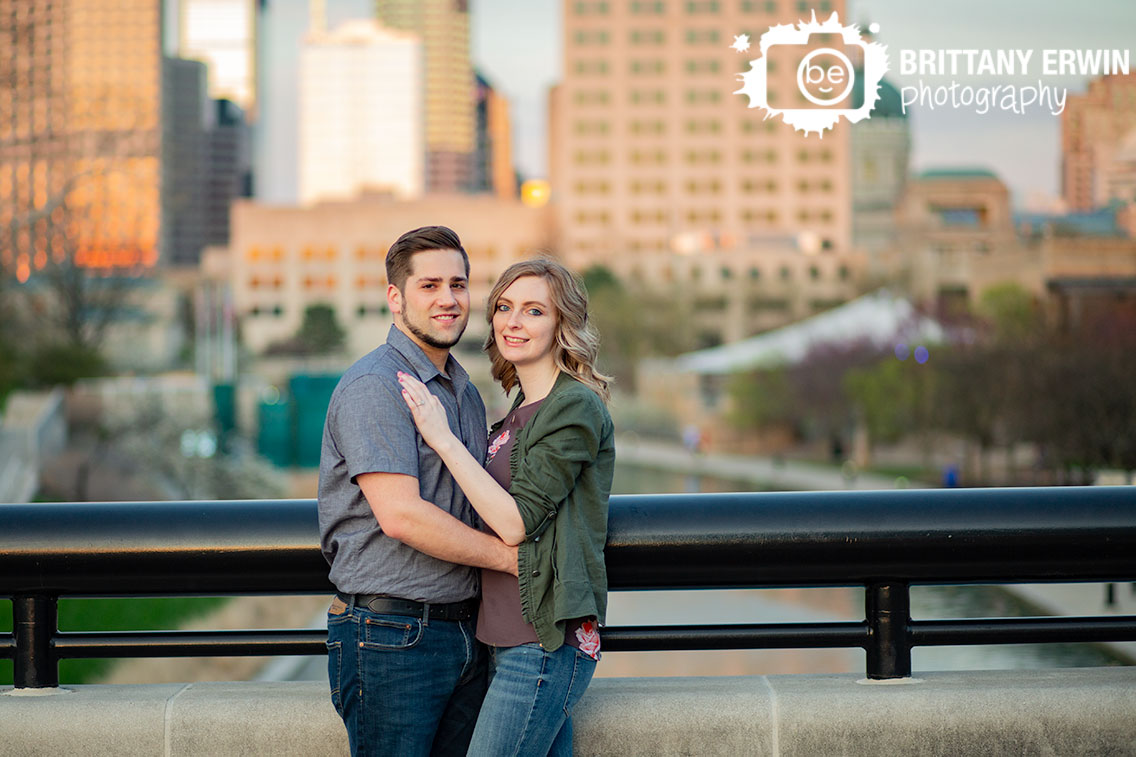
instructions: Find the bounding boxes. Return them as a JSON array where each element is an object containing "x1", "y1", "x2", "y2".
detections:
[{"x1": 3, "y1": 487, "x2": 1136, "y2": 687}]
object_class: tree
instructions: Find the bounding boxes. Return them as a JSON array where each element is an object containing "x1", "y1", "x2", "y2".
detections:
[
  {"x1": 845, "y1": 356, "x2": 922, "y2": 445},
  {"x1": 1018, "y1": 312, "x2": 1136, "y2": 477},
  {"x1": 265, "y1": 303, "x2": 347, "y2": 356},
  {"x1": 581, "y1": 266, "x2": 697, "y2": 389},
  {"x1": 1, "y1": 27, "x2": 158, "y2": 366},
  {"x1": 727, "y1": 366, "x2": 796, "y2": 430},
  {"x1": 976, "y1": 282, "x2": 1040, "y2": 344}
]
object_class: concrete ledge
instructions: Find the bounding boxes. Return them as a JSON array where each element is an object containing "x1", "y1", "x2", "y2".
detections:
[{"x1": 2, "y1": 668, "x2": 1134, "y2": 756}]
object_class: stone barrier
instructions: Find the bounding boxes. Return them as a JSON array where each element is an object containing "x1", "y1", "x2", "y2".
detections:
[{"x1": 2, "y1": 668, "x2": 1134, "y2": 756}]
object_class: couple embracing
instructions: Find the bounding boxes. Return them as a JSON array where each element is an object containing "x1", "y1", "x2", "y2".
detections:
[{"x1": 318, "y1": 226, "x2": 615, "y2": 756}]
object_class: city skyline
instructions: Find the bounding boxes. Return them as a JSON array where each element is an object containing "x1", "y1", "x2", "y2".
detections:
[{"x1": 472, "y1": 0, "x2": 1136, "y2": 209}]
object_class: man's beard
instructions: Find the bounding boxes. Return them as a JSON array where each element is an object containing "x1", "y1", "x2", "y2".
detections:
[{"x1": 400, "y1": 310, "x2": 467, "y2": 350}]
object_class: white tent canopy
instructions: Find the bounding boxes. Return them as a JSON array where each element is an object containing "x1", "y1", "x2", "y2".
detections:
[{"x1": 671, "y1": 290, "x2": 944, "y2": 376}]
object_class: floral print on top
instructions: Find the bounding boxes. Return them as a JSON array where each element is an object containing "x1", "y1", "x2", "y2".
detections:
[
  {"x1": 486, "y1": 429, "x2": 510, "y2": 463},
  {"x1": 574, "y1": 620, "x2": 601, "y2": 658}
]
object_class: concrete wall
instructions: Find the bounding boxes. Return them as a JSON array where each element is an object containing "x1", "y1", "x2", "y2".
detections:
[
  {"x1": 2, "y1": 668, "x2": 1134, "y2": 756},
  {"x1": 0, "y1": 388, "x2": 66, "y2": 503}
]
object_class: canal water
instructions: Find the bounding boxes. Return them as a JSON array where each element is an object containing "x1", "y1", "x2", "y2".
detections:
[{"x1": 597, "y1": 464, "x2": 1128, "y2": 678}]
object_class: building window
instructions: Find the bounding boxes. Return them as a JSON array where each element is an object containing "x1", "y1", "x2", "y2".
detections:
[
  {"x1": 573, "y1": 149, "x2": 611, "y2": 165},
  {"x1": 574, "y1": 120, "x2": 611, "y2": 135},
  {"x1": 573, "y1": 90, "x2": 611, "y2": 106},
  {"x1": 630, "y1": 119, "x2": 666, "y2": 135},
  {"x1": 630, "y1": 89, "x2": 666, "y2": 105},
  {"x1": 686, "y1": 118, "x2": 722, "y2": 134},
  {"x1": 685, "y1": 148, "x2": 722, "y2": 165},
  {"x1": 630, "y1": 29, "x2": 666, "y2": 44},
  {"x1": 574, "y1": 59, "x2": 610, "y2": 75},
  {"x1": 574, "y1": 29, "x2": 611, "y2": 45},
  {"x1": 684, "y1": 29, "x2": 721, "y2": 44},
  {"x1": 357, "y1": 304, "x2": 390, "y2": 318},
  {"x1": 630, "y1": 59, "x2": 665, "y2": 75},
  {"x1": 685, "y1": 89, "x2": 722, "y2": 104},
  {"x1": 573, "y1": 1, "x2": 610, "y2": 13}
]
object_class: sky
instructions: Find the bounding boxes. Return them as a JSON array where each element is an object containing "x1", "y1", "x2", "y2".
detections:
[{"x1": 470, "y1": 0, "x2": 1136, "y2": 209}]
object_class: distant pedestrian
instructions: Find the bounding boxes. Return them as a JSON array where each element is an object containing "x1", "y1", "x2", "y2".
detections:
[{"x1": 683, "y1": 425, "x2": 702, "y2": 455}]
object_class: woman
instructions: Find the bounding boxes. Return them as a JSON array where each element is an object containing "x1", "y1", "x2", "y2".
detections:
[{"x1": 397, "y1": 258, "x2": 615, "y2": 757}]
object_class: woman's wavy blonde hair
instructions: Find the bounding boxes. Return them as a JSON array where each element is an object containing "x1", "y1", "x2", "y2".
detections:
[{"x1": 484, "y1": 258, "x2": 612, "y2": 403}]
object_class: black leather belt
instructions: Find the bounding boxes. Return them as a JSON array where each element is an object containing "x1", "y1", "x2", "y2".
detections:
[{"x1": 339, "y1": 593, "x2": 477, "y2": 622}]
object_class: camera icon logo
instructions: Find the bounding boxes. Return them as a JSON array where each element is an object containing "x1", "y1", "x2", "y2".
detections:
[
  {"x1": 735, "y1": 12, "x2": 889, "y2": 137},
  {"x1": 798, "y1": 48, "x2": 855, "y2": 106}
]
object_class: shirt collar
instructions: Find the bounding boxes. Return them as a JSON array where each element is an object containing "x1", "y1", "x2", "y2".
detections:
[{"x1": 386, "y1": 324, "x2": 470, "y2": 399}]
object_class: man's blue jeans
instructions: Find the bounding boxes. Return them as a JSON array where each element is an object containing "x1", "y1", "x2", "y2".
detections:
[
  {"x1": 326, "y1": 597, "x2": 487, "y2": 757},
  {"x1": 466, "y1": 642, "x2": 597, "y2": 757}
]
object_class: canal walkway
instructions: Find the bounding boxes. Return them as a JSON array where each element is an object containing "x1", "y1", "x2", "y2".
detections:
[{"x1": 615, "y1": 434, "x2": 929, "y2": 491}]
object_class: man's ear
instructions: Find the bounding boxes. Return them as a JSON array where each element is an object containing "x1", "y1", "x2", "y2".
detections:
[{"x1": 387, "y1": 283, "x2": 402, "y2": 315}]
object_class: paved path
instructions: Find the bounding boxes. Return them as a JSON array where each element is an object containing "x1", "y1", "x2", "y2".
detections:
[
  {"x1": 616, "y1": 435, "x2": 930, "y2": 491},
  {"x1": 1005, "y1": 583, "x2": 1136, "y2": 663}
]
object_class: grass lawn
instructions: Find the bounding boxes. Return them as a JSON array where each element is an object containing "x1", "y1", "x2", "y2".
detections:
[{"x1": 1, "y1": 596, "x2": 229, "y2": 685}]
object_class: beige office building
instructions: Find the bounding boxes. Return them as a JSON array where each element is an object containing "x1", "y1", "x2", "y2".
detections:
[
  {"x1": 552, "y1": 0, "x2": 852, "y2": 272},
  {"x1": 223, "y1": 194, "x2": 553, "y2": 358},
  {"x1": 896, "y1": 170, "x2": 1030, "y2": 310},
  {"x1": 897, "y1": 169, "x2": 1136, "y2": 325},
  {"x1": 1062, "y1": 73, "x2": 1136, "y2": 212}
]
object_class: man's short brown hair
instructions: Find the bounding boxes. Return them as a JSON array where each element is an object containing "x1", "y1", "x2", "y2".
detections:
[{"x1": 386, "y1": 226, "x2": 470, "y2": 290}]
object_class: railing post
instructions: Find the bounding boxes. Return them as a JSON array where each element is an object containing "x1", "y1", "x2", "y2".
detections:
[
  {"x1": 865, "y1": 581, "x2": 911, "y2": 679},
  {"x1": 13, "y1": 594, "x2": 59, "y2": 688}
]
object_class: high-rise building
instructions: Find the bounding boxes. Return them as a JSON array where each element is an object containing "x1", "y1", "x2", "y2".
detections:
[
  {"x1": 0, "y1": 0, "x2": 164, "y2": 278},
  {"x1": 298, "y1": 19, "x2": 423, "y2": 205},
  {"x1": 1062, "y1": 73, "x2": 1136, "y2": 212},
  {"x1": 206, "y1": 98, "x2": 252, "y2": 248},
  {"x1": 850, "y1": 77, "x2": 910, "y2": 268},
  {"x1": 553, "y1": 0, "x2": 852, "y2": 272},
  {"x1": 473, "y1": 72, "x2": 516, "y2": 198},
  {"x1": 162, "y1": 57, "x2": 210, "y2": 267},
  {"x1": 374, "y1": 0, "x2": 475, "y2": 193},
  {"x1": 252, "y1": 0, "x2": 308, "y2": 204},
  {"x1": 175, "y1": 0, "x2": 257, "y2": 113}
]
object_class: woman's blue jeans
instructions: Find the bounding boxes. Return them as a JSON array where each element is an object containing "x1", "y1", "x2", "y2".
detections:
[{"x1": 466, "y1": 642, "x2": 597, "y2": 757}]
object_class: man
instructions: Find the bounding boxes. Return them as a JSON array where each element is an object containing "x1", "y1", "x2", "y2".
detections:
[{"x1": 318, "y1": 226, "x2": 516, "y2": 756}]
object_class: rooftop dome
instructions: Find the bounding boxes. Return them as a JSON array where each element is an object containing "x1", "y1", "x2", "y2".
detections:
[{"x1": 852, "y1": 72, "x2": 906, "y2": 119}]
